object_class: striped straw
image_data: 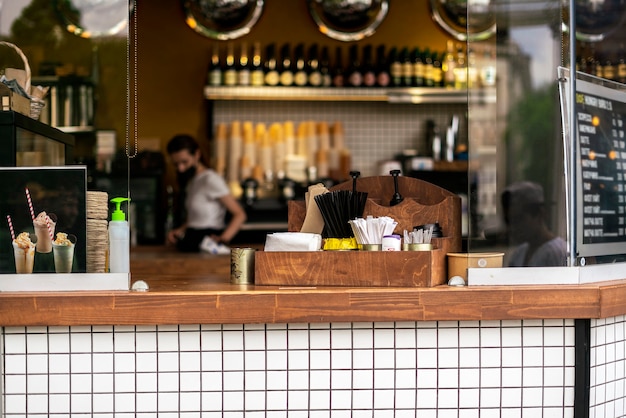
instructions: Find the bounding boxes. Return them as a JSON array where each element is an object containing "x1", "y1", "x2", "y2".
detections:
[
  {"x1": 25, "y1": 188, "x2": 35, "y2": 221},
  {"x1": 45, "y1": 214, "x2": 54, "y2": 240},
  {"x1": 6, "y1": 215, "x2": 15, "y2": 241}
]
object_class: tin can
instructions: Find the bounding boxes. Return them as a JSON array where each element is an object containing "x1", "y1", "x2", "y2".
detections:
[{"x1": 230, "y1": 247, "x2": 255, "y2": 284}]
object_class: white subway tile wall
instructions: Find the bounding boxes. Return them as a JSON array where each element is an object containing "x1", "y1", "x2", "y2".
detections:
[
  {"x1": 590, "y1": 315, "x2": 626, "y2": 417},
  {"x1": 1, "y1": 320, "x2": 578, "y2": 416},
  {"x1": 212, "y1": 101, "x2": 468, "y2": 177}
]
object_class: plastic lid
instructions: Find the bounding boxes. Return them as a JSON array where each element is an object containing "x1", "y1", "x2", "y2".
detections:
[{"x1": 110, "y1": 197, "x2": 130, "y2": 221}]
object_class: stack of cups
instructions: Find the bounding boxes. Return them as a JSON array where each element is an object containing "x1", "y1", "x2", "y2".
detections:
[{"x1": 86, "y1": 191, "x2": 109, "y2": 273}]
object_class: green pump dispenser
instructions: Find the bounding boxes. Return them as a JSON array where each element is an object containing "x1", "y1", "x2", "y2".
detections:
[
  {"x1": 110, "y1": 197, "x2": 130, "y2": 221},
  {"x1": 109, "y1": 197, "x2": 131, "y2": 273}
]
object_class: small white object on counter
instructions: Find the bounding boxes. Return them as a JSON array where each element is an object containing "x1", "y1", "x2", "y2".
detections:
[{"x1": 264, "y1": 232, "x2": 322, "y2": 252}]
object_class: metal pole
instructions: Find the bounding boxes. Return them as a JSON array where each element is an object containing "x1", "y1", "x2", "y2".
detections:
[{"x1": 568, "y1": 0, "x2": 577, "y2": 267}]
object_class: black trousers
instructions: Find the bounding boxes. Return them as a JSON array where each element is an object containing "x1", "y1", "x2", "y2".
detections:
[{"x1": 176, "y1": 227, "x2": 223, "y2": 252}]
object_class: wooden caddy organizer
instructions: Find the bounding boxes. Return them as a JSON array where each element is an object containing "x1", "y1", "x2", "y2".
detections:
[{"x1": 254, "y1": 176, "x2": 462, "y2": 287}]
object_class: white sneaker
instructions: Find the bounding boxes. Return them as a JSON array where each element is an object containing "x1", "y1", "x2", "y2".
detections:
[{"x1": 199, "y1": 236, "x2": 231, "y2": 255}]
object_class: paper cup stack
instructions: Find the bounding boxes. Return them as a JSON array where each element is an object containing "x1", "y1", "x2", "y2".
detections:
[{"x1": 86, "y1": 191, "x2": 109, "y2": 273}]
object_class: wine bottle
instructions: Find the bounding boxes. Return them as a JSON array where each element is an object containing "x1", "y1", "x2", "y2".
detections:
[
  {"x1": 453, "y1": 44, "x2": 467, "y2": 90},
  {"x1": 423, "y1": 48, "x2": 434, "y2": 87},
  {"x1": 479, "y1": 47, "x2": 496, "y2": 87},
  {"x1": 293, "y1": 43, "x2": 308, "y2": 86},
  {"x1": 594, "y1": 57, "x2": 604, "y2": 78},
  {"x1": 375, "y1": 44, "x2": 390, "y2": 87},
  {"x1": 308, "y1": 44, "x2": 323, "y2": 87},
  {"x1": 432, "y1": 52, "x2": 443, "y2": 87},
  {"x1": 319, "y1": 46, "x2": 332, "y2": 87},
  {"x1": 603, "y1": 55, "x2": 616, "y2": 81},
  {"x1": 618, "y1": 44, "x2": 626, "y2": 84},
  {"x1": 389, "y1": 47, "x2": 402, "y2": 87},
  {"x1": 279, "y1": 44, "x2": 294, "y2": 86},
  {"x1": 264, "y1": 43, "x2": 280, "y2": 86},
  {"x1": 208, "y1": 44, "x2": 222, "y2": 86},
  {"x1": 400, "y1": 47, "x2": 412, "y2": 87},
  {"x1": 347, "y1": 45, "x2": 363, "y2": 87},
  {"x1": 223, "y1": 43, "x2": 237, "y2": 86},
  {"x1": 466, "y1": 48, "x2": 477, "y2": 88},
  {"x1": 237, "y1": 42, "x2": 251, "y2": 86},
  {"x1": 442, "y1": 40, "x2": 456, "y2": 88},
  {"x1": 250, "y1": 42, "x2": 264, "y2": 87},
  {"x1": 412, "y1": 48, "x2": 424, "y2": 87},
  {"x1": 332, "y1": 47, "x2": 345, "y2": 87},
  {"x1": 361, "y1": 45, "x2": 376, "y2": 87}
]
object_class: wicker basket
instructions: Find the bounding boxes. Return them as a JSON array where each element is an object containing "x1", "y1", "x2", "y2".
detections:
[{"x1": 0, "y1": 41, "x2": 45, "y2": 120}]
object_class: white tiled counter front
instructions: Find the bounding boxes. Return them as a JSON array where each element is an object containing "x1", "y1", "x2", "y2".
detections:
[{"x1": 2, "y1": 319, "x2": 582, "y2": 417}]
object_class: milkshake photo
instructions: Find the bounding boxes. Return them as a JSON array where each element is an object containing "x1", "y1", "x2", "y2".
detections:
[
  {"x1": 52, "y1": 232, "x2": 76, "y2": 273},
  {"x1": 12, "y1": 232, "x2": 36, "y2": 274},
  {"x1": 33, "y1": 211, "x2": 56, "y2": 254},
  {"x1": 0, "y1": 168, "x2": 88, "y2": 274}
]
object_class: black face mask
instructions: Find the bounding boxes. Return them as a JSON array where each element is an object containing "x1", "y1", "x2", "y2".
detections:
[{"x1": 177, "y1": 165, "x2": 197, "y2": 186}]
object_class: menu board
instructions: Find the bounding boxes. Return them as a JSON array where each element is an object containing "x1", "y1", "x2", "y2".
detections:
[{"x1": 574, "y1": 76, "x2": 626, "y2": 257}]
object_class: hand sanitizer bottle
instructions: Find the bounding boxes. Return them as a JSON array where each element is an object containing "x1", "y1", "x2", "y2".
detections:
[{"x1": 109, "y1": 197, "x2": 130, "y2": 273}]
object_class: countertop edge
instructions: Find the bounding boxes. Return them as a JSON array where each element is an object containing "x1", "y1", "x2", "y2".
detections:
[{"x1": 0, "y1": 279, "x2": 617, "y2": 326}]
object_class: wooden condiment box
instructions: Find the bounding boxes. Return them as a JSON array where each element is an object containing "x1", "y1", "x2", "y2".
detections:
[{"x1": 254, "y1": 176, "x2": 461, "y2": 287}]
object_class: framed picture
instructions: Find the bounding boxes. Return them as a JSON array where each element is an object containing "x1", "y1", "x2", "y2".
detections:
[{"x1": 1, "y1": 166, "x2": 87, "y2": 274}]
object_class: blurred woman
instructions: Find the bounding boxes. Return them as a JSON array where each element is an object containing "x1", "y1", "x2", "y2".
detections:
[{"x1": 166, "y1": 134, "x2": 246, "y2": 252}]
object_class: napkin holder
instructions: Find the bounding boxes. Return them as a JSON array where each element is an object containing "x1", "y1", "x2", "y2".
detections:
[{"x1": 254, "y1": 176, "x2": 461, "y2": 287}]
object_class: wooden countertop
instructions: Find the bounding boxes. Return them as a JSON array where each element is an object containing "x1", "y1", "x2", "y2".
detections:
[{"x1": 1, "y1": 246, "x2": 625, "y2": 326}]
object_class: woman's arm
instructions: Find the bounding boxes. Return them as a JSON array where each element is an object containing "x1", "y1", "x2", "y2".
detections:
[
  {"x1": 217, "y1": 194, "x2": 247, "y2": 243},
  {"x1": 167, "y1": 222, "x2": 187, "y2": 245}
]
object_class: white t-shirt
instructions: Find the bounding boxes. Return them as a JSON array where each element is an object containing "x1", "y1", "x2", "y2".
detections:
[
  {"x1": 185, "y1": 169, "x2": 230, "y2": 230},
  {"x1": 507, "y1": 237, "x2": 567, "y2": 267}
]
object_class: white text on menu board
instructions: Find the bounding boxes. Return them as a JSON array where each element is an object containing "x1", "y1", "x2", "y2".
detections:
[{"x1": 577, "y1": 91, "x2": 625, "y2": 240}]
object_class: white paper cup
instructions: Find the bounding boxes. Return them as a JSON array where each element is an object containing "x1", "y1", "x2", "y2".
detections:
[{"x1": 52, "y1": 234, "x2": 76, "y2": 274}]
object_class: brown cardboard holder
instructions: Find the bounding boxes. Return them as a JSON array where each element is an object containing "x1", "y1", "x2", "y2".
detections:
[{"x1": 254, "y1": 176, "x2": 462, "y2": 287}]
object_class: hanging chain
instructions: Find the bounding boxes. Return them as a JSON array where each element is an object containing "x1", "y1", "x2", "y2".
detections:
[{"x1": 126, "y1": 0, "x2": 138, "y2": 159}]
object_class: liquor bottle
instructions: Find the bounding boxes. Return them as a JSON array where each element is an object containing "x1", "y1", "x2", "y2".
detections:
[
  {"x1": 264, "y1": 43, "x2": 280, "y2": 86},
  {"x1": 432, "y1": 52, "x2": 443, "y2": 87},
  {"x1": 332, "y1": 47, "x2": 345, "y2": 87},
  {"x1": 389, "y1": 47, "x2": 402, "y2": 87},
  {"x1": 423, "y1": 48, "x2": 434, "y2": 87},
  {"x1": 293, "y1": 43, "x2": 308, "y2": 86},
  {"x1": 400, "y1": 47, "x2": 412, "y2": 87},
  {"x1": 594, "y1": 56, "x2": 604, "y2": 79},
  {"x1": 618, "y1": 44, "x2": 626, "y2": 84},
  {"x1": 412, "y1": 48, "x2": 424, "y2": 87},
  {"x1": 375, "y1": 44, "x2": 390, "y2": 87},
  {"x1": 466, "y1": 48, "x2": 477, "y2": 88},
  {"x1": 442, "y1": 40, "x2": 456, "y2": 88},
  {"x1": 237, "y1": 42, "x2": 251, "y2": 86},
  {"x1": 207, "y1": 44, "x2": 222, "y2": 86},
  {"x1": 347, "y1": 45, "x2": 363, "y2": 87},
  {"x1": 603, "y1": 55, "x2": 616, "y2": 81},
  {"x1": 453, "y1": 44, "x2": 467, "y2": 90},
  {"x1": 362, "y1": 45, "x2": 376, "y2": 87},
  {"x1": 319, "y1": 46, "x2": 332, "y2": 87},
  {"x1": 587, "y1": 56, "x2": 599, "y2": 79},
  {"x1": 479, "y1": 47, "x2": 496, "y2": 87},
  {"x1": 308, "y1": 44, "x2": 323, "y2": 87},
  {"x1": 223, "y1": 43, "x2": 237, "y2": 86},
  {"x1": 279, "y1": 44, "x2": 294, "y2": 86},
  {"x1": 250, "y1": 42, "x2": 264, "y2": 86}
]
